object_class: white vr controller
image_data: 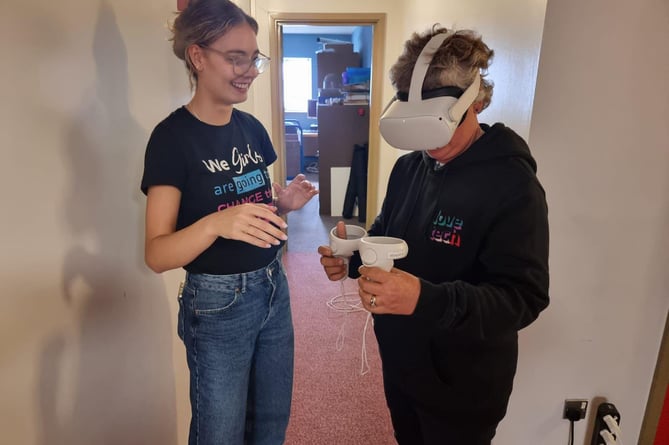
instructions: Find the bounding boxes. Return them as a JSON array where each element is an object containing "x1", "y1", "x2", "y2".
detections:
[
  {"x1": 329, "y1": 225, "x2": 409, "y2": 272},
  {"x1": 329, "y1": 225, "x2": 367, "y2": 257},
  {"x1": 359, "y1": 236, "x2": 409, "y2": 272}
]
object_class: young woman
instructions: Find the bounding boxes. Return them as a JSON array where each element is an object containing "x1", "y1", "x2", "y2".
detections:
[{"x1": 141, "y1": 1, "x2": 317, "y2": 443}]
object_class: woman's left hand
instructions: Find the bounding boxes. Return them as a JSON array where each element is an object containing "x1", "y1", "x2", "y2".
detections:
[
  {"x1": 272, "y1": 174, "x2": 318, "y2": 213},
  {"x1": 357, "y1": 266, "x2": 421, "y2": 315}
]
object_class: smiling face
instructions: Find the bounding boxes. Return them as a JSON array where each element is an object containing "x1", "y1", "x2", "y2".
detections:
[{"x1": 192, "y1": 23, "x2": 262, "y2": 108}]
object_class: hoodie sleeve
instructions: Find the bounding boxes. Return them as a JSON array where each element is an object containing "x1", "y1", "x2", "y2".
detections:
[{"x1": 412, "y1": 180, "x2": 550, "y2": 339}]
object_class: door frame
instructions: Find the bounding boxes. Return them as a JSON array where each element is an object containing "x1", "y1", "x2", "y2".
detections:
[
  {"x1": 640, "y1": 311, "x2": 669, "y2": 443},
  {"x1": 268, "y1": 12, "x2": 386, "y2": 225}
]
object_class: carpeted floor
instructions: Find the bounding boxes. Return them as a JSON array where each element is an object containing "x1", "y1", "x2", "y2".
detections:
[{"x1": 283, "y1": 252, "x2": 395, "y2": 445}]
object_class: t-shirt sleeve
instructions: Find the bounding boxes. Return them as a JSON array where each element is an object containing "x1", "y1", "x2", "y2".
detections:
[
  {"x1": 140, "y1": 123, "x2": 187, "y2": 195},
  {"x1": 260, "y1": 126, "x2": 277, "y2": 166}
]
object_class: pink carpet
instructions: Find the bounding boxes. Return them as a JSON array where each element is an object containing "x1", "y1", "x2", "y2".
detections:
[{"x1": 283, "y1": 252, "x2": 395, "y2": 444}]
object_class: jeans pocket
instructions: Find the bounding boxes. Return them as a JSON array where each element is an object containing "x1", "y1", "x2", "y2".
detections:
[{"x1": 192, "y1": 285, "x2": 240, "y2": 315}]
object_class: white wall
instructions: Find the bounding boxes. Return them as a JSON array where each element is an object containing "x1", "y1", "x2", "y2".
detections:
[
  {"x1": 0, "y1": 1, "x2": 190, "y2": 443},
  {"x1": 524, "y1": 0, "x2": 669, "y2": 443}
]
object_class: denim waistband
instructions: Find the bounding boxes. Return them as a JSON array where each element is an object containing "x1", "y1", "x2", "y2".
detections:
[{"x1": 185, "y1": 253, "x2": 282, "y2": 292}]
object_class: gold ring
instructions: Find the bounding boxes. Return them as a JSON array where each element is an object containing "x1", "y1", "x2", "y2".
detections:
[{"x1": 370, "y1": 295, "x2": 377, "y2": 307}]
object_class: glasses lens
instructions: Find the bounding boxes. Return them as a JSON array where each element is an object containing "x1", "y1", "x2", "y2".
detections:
[
  {"x1": 255, "y1": 56, "x2": 270, "y2": 74},
  {"x1": 230, "y1": 55, "x2": 269, "y2": 75},
  {"x1": 231, "y1": 58, "x2": 248, "y2": 75}
]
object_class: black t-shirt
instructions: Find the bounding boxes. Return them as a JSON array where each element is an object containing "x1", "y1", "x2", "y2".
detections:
[{"x1": 141, "y1": 106, "x2": 280, "y2": 274}]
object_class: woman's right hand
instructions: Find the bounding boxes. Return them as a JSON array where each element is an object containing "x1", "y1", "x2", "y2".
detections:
[
  {"x1": 317, "y1": 221, "x2": 348, "y2": 281},
  {"x1": 207, "y1": 203, "x2": 288, "y2": 248}
]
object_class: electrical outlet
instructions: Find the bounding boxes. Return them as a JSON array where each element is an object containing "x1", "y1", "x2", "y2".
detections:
[
  {"x1": 590, "y1": 402, "x2": 621, "y2": 445},
  {"x1": 563, "y1": 399, "x2": 588, "y2": 421}
]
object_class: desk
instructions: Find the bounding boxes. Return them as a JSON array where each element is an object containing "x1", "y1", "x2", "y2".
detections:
[{"x1": 302, "y1": 131, "x2": 319, "y2": 157}]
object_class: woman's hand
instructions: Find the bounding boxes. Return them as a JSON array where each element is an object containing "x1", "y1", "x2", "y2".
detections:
[
  {"x1": 272, "y1": 174, "x2": 318, "y2": 213},
  {"x1": 207, "y1": 203, "x2": 287, "y2": 248},
  {"x1": 357, "y1": 266, "x2": 421, "y2": 315}
]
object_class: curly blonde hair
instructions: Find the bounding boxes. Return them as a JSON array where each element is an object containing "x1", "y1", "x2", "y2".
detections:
[{"x1": 389, "y1": 25, "x2": 494, "y2": 110}]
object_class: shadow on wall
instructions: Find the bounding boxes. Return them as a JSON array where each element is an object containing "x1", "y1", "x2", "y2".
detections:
[{"x1": 37, "y1": 3, "x2": 178, "y2": 444}]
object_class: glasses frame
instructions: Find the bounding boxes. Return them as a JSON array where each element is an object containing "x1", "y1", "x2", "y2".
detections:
[{"x1": 199, "y1": 45, "x2": 271, "y2": 75}]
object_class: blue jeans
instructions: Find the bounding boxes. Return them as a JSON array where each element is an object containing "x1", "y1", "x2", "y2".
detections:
[{"x1": 178, "y1": 254, "x2": 294, "y2": 445}]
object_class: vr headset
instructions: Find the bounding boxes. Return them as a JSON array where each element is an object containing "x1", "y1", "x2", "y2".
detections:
[{"x1": 379, "y1": 32, "x2": 481, "y2": 151}]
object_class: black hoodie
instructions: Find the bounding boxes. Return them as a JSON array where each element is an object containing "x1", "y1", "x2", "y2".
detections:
[{"x1": 356, "y1": 122, "x2": 549, "y2": 422}]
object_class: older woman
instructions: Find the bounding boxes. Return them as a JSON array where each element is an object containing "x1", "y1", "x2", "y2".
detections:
[{"x1": 319, "y1": 25, "x2": 549, "y2": 445}]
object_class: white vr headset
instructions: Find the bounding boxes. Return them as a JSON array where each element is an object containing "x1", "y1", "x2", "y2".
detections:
[{"x1": 379, "y1": 32, "x2": 481, "y2": 151}]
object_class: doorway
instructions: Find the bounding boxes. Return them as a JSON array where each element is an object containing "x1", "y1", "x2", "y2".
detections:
[{"x1": 268, "y1": 13, "x2": 386, "y2": 250}]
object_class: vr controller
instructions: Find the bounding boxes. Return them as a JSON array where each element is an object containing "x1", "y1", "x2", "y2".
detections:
[
  {"x1": 359, "y1": 236, "x2": 409, "y2": 272},
  {"x1": 329, "y1": 225, "x2": 409, "y2": 272},
  {"x1": 329, "y1": 225, "x2": 367, "y2": 257}
]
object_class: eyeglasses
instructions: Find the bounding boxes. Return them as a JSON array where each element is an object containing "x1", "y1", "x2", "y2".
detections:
[{"x1": 199, "y1": 45, "x2": 271, "y2": 75}]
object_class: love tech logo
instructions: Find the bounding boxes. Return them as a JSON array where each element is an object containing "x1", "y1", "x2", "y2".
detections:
[{"x1": 429, "y1": 209, "x2": 464, "y2": 247}]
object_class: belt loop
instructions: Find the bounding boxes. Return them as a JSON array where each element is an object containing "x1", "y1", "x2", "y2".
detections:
[{"x1": 240, "y1": 273, "x2": 247, "y2": 292}]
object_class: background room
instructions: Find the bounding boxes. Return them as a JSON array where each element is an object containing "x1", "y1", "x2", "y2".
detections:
[{"x1": 280, "y1": 24, "x2": 372, "y2": 252}]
